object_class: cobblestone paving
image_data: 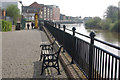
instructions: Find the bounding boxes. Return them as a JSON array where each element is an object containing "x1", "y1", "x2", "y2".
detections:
[{"x1": 2, "y1": 30, "x2": 67, "y2": 78}]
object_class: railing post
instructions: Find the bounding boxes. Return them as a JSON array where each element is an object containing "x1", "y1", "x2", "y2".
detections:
[
  {"x1": 50, "y1": 21, "x2": 52, "y2": 26},
  {"x1": 71, "y1": 27, "x2": 76, "y2": 64},
  {"x1": 62, "y1": 25, "x2": 66, "y2": 53},
  {"x1": 63, "y1": 25, "x2": 66, "y2": 31},
  {"x1": 43, "y1": 20, "x2": 45, "y2": 26},
  {"x1": 55, "y1": 23, "x2": 56, "y2": 28},
  {"x1": 52, "y1": 22, "x2": 54, "y2": 26},
  {"x1": 89, "y1": 32, "x2": 96, "y2": 80},
  {"x1": 58, "y1": 24, "x2": 61, "y2": 29}
]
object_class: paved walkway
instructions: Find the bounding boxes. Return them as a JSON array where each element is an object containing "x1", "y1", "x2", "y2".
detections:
[{"x1": 2, "y1": 30, "x2": 67, "y2": 78}]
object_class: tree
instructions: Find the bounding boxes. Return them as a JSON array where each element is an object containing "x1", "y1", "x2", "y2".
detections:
[
  {"x1": 99, "y1": 19, "x2": 112, "y2": 30},
  {"x1": 93, "y1": 17, "x2": 101, "y2": 23},
  {"x1": 104, "y1": 6, "x2": 118, "y2": 22},
  {"x1": 85, "y1": 17, "x2": 102, "y2": 29},
  {"x1": 110, "y1": 20, "x2": 120, "y2": 32},
  {"x1": 6, "y1": 5, "x2": 20, "y2": 25}
]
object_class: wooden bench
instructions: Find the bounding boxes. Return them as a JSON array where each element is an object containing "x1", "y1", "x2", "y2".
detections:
[{"x1": 40, "y1": 40, "x2": 63, "y2": 75}]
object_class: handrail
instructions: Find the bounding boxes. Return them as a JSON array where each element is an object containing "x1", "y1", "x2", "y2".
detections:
[
  {"x1": 94, "y1": 38, "x2": 120, "y2": 50},
  {"x1": 65, "y1": 27, "x2": 120, "y2": 50},
  {"x1": 65, "y1": 28, "x2": 73, "y2": 32},
  {"x1": 94, "y1": 45, "x2": 120, "y2": 59}
]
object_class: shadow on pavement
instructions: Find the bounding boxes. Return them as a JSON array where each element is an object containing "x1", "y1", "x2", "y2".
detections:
[{"x1": 33, "y1": 61, "x2": 43, "y2": 78}]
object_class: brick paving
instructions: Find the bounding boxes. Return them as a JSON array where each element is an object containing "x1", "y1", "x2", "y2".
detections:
[{"x1": 2, "y1": 30, "x2": 67, "y2": 78}]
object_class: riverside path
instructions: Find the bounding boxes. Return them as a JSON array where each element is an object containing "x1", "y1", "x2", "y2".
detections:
[{"x1": 2, "y1": 30, "x2": 67, "y2": 78}]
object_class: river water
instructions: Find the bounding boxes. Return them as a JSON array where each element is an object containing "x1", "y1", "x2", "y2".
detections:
[{"x1": 61, "y1": 23, "x2": 120, "y2": 57}]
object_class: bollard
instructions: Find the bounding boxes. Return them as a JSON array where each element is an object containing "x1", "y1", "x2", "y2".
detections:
[
  {"x1": 55, "y1": 23, "x2": 56, "y2": 27},
  {"x1": 72, "y1": 27, "x2": 76, "y2": 36},
  {"x1": 71, "y1": 27, "x2": 76, "y2": 64},
  {"x1": 52, "y1": 22, "x2": 54, "y2": 27},
  {"x1": 62, "y1": 25, "x2": 66, "y2": 53},
  {"x1": 51, "y1": 22, "x2": 53, "y2": 26},
  {"x1": 89, "y1": 32, "x2": 96, "y2": 80},
  {"x1": 63, "y1": 25, "x2": 66, "y2": 31},
  {"x1": 58, "y1": 24, "x2": 61, "y2": 29}
]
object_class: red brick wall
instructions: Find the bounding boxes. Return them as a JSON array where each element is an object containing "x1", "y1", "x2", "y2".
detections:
[
  {"x1": 0, "y1": 8, "x2": 2, "y2": 16},
  {"x1": 52, "y1": 7, "x2": 60, "y2": 20},
  {"x1": 2, "y1": 10, "x2": 6, "y2": 17}
]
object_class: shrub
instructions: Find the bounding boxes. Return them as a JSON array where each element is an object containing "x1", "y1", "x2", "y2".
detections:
[
  {"x1": 110, "y1": 20, "x2": 120, "y2": 32},
  {"x1": 99, "y1": 19, "x2": 112, "y2": 30},
  {"x1": 85, "y1": 17, "x2": 102, "y2": 29},
  {"x1": 1, "y1": 20, "x2": 12, "y2": 32}
]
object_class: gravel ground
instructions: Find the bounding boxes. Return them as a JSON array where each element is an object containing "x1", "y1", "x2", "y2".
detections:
[{"x1": 2, "y1": 30, "x2": 67, "y2": 79}]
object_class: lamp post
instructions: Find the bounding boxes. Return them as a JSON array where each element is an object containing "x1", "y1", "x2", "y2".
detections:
[
  {"x1": 19, "y1": 1, "x2": 23, "y2": 17},
  {"x1": 19, "y1": 1, "x2": 23, "y2": 29}
]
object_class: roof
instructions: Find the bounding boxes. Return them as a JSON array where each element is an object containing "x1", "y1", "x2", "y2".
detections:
[{"x1": 29, "y1": 2, "x2": 42, "y2": 9}]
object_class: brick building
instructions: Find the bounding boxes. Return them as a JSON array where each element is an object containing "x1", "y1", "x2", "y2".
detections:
[
  {"x1": 51, "y1": 5, "x2": 60, "y2": 20},
  {"x1": 22, "y1": 6, "x2": 41, "y2": 20},
  {"x1": 0, "y1": 8, "x2": 2, "y2": 19},
  {"x1": 29, "y1": 2, "x2": 43, "y2": 19},
  {"x1": 60, "y1": 14, "x2": 66, "y2": 20},
  {"x1": 42, "y1": 5, "x2": 60, "y2": 20},
  {"x1": 0, "y1": 9, "x2": 6, "y2": 19},
  {"x1": 43, "y1": 5, "x2": 53, "y2": 21},
  {"x1": 0, "y1": 8, "x2": 2, "y2": 17},
  {"x1": 23, "y1": 2, "x2": 60, "y2": 21}
]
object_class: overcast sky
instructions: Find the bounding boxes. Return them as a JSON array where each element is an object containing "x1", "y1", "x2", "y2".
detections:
[{"x1": 1, "y1": 0, "x2": 119, "y2": 18}]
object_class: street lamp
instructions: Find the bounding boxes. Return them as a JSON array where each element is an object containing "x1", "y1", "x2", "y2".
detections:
[
  {"x1": 19, "y1": 1, "x2": 23, "y2": 16},
  {"x1": 19, "y1": 1, "x2": 23, "y2": 29}
]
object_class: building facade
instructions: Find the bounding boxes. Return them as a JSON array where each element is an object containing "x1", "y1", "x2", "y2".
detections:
[
  {"x1": 0, "y1": 8, "x2": 1, "y2": 15},
  {"x1": 0, "y1": 9, "x2": 6, "y2": 19},
  {"x1": 51, "y1": 5, "x2": 60, "y2": 20},
  {"x1": 29, "y1": 2, "x2": 60, "y2": 21},
  {"x1": 43, "y1": 5, "x2": 53, "y2": 21},
  {"x1": 22, "y1": 6, "x2": 41, "y2": 20},
  {"x1": 29, "y1": 2, "x2": 43, "y2": 19},
  {"x1": 60, "y1": 14, "x2": 66, "y2": 20},
  {"x1": 0, "y1": 0, "x2": 18, "y2": 9}
]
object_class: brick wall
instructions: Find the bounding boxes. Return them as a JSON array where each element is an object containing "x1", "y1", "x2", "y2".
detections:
[
  {"x1": 0, "y1": 8, "x2": 2, "y2": 16},
  {"x1": 52, "y1": 7, "x2": 60, "y2": 20}
]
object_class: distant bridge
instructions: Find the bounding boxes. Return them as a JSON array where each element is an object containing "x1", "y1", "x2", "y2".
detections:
[{"x1": 54, "y1": 20, "x2": 83, "y2": 24}]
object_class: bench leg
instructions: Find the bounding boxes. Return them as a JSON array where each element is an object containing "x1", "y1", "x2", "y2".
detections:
[
  {"x1": 41, "y1": 69, "x2": 43, "y2": 75},
  {"x1": 41, "y1": 56, "x2": 46, "y2": 75},
  {"x1": 39, "y1": 50, "x2": 43, "y2": 61},
  {"x1": 57, "y1": 61, "x2": 61, "y2": 75},
  {"x1": 41, "y1": 60, "x2": 44, "y2": 75}
]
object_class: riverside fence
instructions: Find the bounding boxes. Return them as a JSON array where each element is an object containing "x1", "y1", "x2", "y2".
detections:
[{"x1": 43, "y1": 21, "x2": 120, "y2": 79}]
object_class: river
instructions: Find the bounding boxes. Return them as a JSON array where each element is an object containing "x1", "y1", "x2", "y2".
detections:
[{"x1": 61, "y1": 23, "x2": 120, "y2": 57}]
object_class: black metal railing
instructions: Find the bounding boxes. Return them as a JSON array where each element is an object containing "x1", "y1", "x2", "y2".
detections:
[{"x1": 43, "y1": 21, "x2": 120, "y2": 79}]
